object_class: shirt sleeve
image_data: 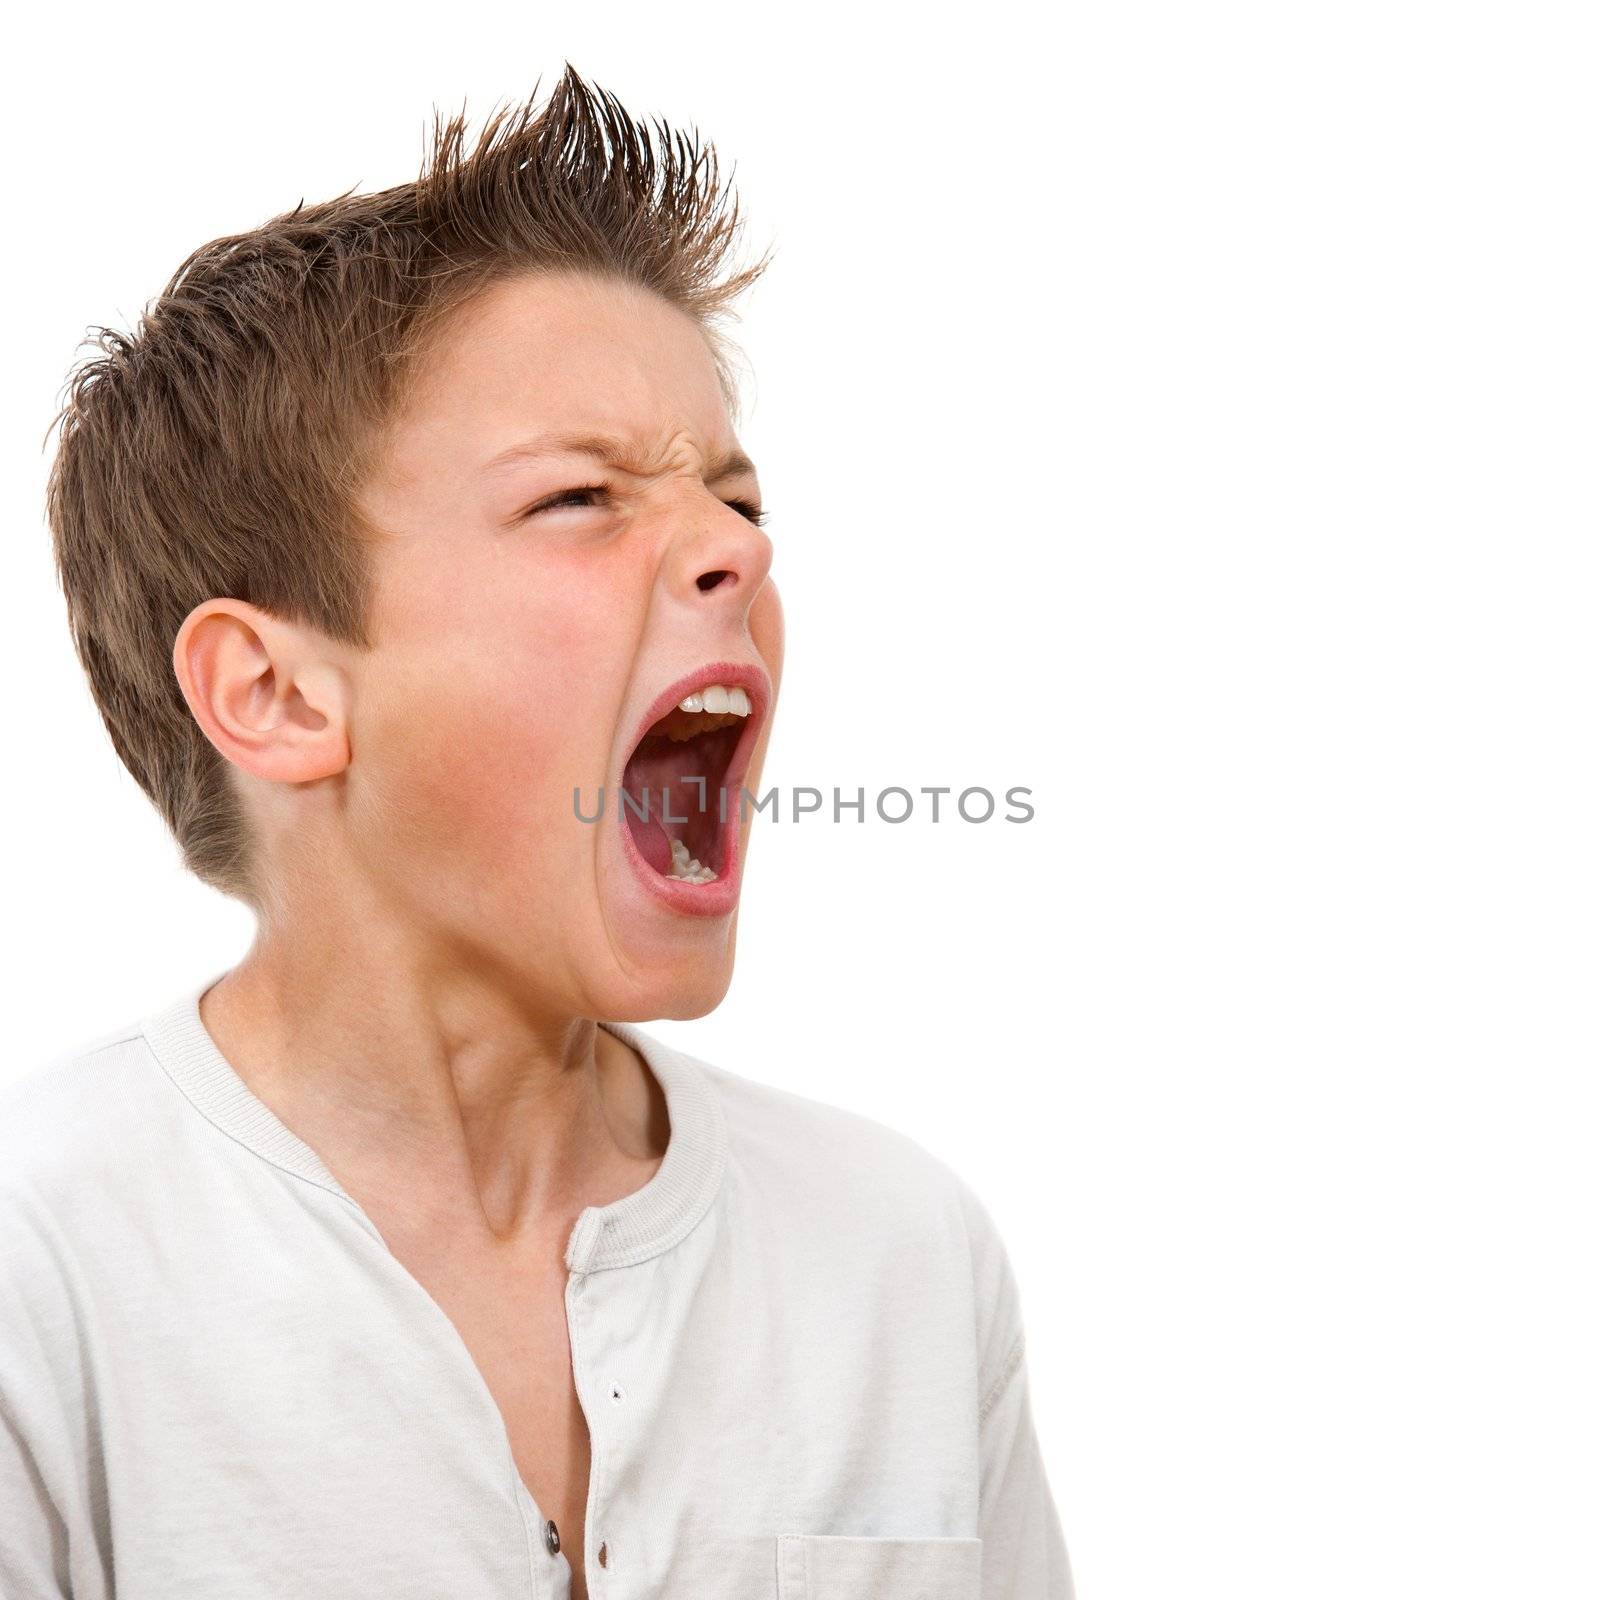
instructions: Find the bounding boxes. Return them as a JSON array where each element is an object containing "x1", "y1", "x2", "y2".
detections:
[
  {"x1": 0, "y1": 1170, "x2": 79, "y2": 1599},
  {"x1": 0, "y1": 1398, "x2": 71, "y2": 1598},
  {"x1": 0, "y1": 1216, "x2": 74, "y2": 1593},
  {"x1": 978, "y1": 1329, "x2": 1075, "y2": 1599},
  {"x1": 953, "y1": 1172, "x2": 1077, "y2": 1600}
]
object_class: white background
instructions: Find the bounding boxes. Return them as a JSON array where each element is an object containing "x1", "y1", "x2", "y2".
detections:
[{"x1": 4, "y1": 4, "x2": 1597, "y2": 1596}]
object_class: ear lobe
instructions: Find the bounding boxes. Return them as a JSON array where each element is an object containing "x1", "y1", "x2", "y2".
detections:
[{"x1": 172, "y1": 599, "x2": 351, "y2": 785}]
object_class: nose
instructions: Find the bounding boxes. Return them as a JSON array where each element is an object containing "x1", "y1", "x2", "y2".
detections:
[{"x1": 668, "y1": 495, "x2": 774, "y2": 616}]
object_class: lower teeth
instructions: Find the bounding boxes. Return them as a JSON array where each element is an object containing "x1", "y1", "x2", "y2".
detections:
[{"x1": 666, "y1": 837, "x2": 718, "y2": 884}]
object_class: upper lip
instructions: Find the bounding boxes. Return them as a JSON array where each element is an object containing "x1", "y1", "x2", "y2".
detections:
[{"x1": 626, "y1": 659, "x2": 773, "y2": 759}]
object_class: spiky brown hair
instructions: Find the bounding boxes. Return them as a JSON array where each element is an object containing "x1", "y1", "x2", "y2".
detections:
[{"x1": 44, "y1": 63, "x2": 772, "y2": 908}]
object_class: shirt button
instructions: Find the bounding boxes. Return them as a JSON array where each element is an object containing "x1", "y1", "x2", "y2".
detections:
[{"x1": 544, "y1": 1519, "x2": 561, "y2": 1556}]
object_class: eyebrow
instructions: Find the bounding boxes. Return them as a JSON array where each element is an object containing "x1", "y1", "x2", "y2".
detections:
[{"x1": 480, "y1": 431, "x2": 759, "y2": 484}]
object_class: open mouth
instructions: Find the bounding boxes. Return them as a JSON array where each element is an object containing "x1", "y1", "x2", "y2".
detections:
[{"x1": 620, "y1": 676, "x2": 763, "y2": 892}]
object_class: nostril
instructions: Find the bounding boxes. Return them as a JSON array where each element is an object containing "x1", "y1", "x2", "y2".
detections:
[{"x1": 696, "y1": 569, "x2": 734, "y2": 593}]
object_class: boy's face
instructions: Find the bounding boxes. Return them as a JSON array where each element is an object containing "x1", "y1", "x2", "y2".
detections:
[{"x1": 351, "y1": 271, "x2": 783, "y2": 1020}]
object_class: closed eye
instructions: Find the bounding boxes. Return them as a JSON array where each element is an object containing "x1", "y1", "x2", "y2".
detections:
[
  {"x1": 524, "y1": 484, "x2": 768, "y2": 528},
  {"x1": 724, "y1": 498, "x2": 769, "y2": 528}
]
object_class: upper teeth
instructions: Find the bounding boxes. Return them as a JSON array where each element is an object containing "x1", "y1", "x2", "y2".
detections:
[{"x1": 679, "y1": 684, "x2": 751, "y2": 716}]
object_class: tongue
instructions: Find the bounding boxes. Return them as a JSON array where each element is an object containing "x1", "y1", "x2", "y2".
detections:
[{"x1": 629, "y1": 805, "x2": 674, "y2": 874}]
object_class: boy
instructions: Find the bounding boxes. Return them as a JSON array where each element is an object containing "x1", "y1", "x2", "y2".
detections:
[{"x1": 3, "y1": 64, "x2": 1073, "y2": 1599}]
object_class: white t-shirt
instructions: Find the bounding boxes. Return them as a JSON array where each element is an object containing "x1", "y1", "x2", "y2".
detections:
[{"x1": 0, "y1": 968, "x2": 1073, "y2": 1599}]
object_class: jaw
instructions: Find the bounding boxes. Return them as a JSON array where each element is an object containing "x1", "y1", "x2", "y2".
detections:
[{"x1": 593, "y1": 836, "x2": 744, "y2": 1020}]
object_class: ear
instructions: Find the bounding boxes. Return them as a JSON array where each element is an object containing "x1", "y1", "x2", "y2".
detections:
[{"x1": 171, "y1": 599, "x2": 351, "y2": 785}]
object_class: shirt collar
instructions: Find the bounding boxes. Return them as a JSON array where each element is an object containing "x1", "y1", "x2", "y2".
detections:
[{"x1": 137, "y1": 967, "x2": 729, "y2": 1275}]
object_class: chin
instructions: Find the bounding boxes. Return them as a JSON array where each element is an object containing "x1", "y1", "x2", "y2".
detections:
[{"x1": 593, "y1": 945, "x2": 737, "y2": 1024}]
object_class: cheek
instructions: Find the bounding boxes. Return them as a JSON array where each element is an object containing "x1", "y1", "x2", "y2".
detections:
[
  {"x1": 361, "y1": 679, "x2": 570, "y2": 876},
  {"x1": 357, "y1": 606, "x2": 619, "y2": 867},
  {"x1": 355, "y1": 536, "x2": 647, "y2": 878},
  {"x1": 751, "y1": 581, "x2": 785, "y2": 683}
]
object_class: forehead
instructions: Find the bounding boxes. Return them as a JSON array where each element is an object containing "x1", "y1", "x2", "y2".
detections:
[{"x1": 383, "y1": 271, "x2": 733, "y2": 483}]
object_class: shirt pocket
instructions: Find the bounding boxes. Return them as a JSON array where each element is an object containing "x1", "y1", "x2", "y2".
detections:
[{"x1": 775, "y1": 1533, "x2": 983, "y2": 1599}]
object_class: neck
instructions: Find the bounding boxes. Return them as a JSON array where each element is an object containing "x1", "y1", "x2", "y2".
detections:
[{"x1": 198, "y1": 929, "x2": 667, "y2": 1251}]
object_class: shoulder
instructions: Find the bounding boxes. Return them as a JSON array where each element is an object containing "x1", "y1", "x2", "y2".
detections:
[
  {"x1": 690, "y1": 1040, "x2": 971, "y2": 1221},
  {"x1": 0, "y1": 1020, "x2": 156, "y2": 1202},
  {"x1": 685, "y1": 1039, "x2": 1033, "y2": 1405},
  {"x1": 650, "y1": 1030, "x2": 1027, "y2": 1348},
  {"x1": 0, "y1": 1020, "x2": 162, "y2": 1371},
  {"x1": 0, "y1": 1014, "x2": 189, "y2": 1308}
]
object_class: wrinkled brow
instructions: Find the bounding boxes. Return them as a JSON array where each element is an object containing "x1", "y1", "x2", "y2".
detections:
[{"x1": 480, "y1": 431, "x2": 758, "y2": 483}]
